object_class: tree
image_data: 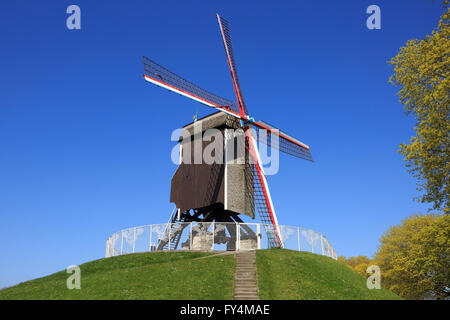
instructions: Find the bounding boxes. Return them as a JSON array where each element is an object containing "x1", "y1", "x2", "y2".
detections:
[
  {"x1": 389, "y1": 6, "x2": 449, "y2": 213},
  {"x1": 374, "y1": 214, "x2": 449, "y2": 299},
  {"x1": 338, "y1": 255, "x2": 373, "y2": 277}
]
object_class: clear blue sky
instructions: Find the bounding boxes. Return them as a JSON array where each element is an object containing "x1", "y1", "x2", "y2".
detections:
[{"x1": 0, "y1": 1, "x2": 443, "y2": 288}]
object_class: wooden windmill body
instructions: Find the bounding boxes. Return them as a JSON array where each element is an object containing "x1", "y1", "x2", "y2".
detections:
[
  {"x1": 171, "y1": 111, "x2": 255, "y2": 221},
  {"x1": 142, "y1": 14, "x2": 314, "y2": 250}
]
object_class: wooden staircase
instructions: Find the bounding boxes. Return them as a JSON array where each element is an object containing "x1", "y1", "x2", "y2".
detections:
[{"x1": 233, "y1": 250, "x2": 259, "y2": 300}]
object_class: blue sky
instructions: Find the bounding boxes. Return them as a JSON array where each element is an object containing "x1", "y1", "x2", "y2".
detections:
[{"x1": 0, "y1": 1, "x2": 444, "y2": 288}]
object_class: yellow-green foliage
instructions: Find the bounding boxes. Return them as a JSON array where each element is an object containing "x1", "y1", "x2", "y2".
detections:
[
  {"x1": 338, "y1": 255, "x2": 373, "y2": 277},
  {"x1": 374, "y1": 214, "x2": 450, "y2": 299},
  {"x1": 389, "y1": 6, "x2": 449, "y2": 212}
]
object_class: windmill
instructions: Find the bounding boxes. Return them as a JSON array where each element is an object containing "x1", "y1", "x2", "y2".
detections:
[{"x1": 143, "y1": 14, "x2": 313, "y2": 250}]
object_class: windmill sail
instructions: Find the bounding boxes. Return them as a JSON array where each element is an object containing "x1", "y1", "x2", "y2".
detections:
[
  {"x1": 217, "y1": 14, "x2": 249, "y2": 117},
  {"x1": 143, "y1": 56, "x2": 241, "y2": 116},
  {"x1": 252, "y1": 120, "x2": 313, "y2": 162},
  {"x1": 244, "y1": 129, "x2": 283, "y2": 248}
]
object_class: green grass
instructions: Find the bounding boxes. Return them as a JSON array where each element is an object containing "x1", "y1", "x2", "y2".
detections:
[
  {"x1": 256, "y1": 249, "x2": 402, "y2": 300},
  {"x1": 0, "y1": 249, "x2": 401, "y2": 300},
  {"x1": 0, "y1": 251, "x2": 235, "y2": 300}
]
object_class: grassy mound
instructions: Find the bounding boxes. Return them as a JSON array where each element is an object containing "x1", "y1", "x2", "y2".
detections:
[
  {"x1": 0, "y1": 249, "x2": 401, "y2": 300},
  {"x1": 0, "y1": 251, "x2": 235, "y2": 299},
  {"x1": 256, "y1": 249, "x2": 401, "y2": 300}
]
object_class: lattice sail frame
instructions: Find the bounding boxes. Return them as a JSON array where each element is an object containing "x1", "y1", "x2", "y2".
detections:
[
  {"x1": 217, "y1": 15, "x2": 249, "y2": 116},
  {"x1": 243, "y1": 128, "x2": 283, "y2": 248},
  {"x1": 252, "y1": 122, "x2": 313, "y2": 162},
  {"x1": 143, "y1": 56, "x2": 241, "y2": 116}
]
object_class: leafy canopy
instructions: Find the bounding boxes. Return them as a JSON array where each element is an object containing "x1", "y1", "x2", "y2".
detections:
[
  {"x1": 389, "y1": 6, "x2": 449, "y2": 212},
  {"x1": 374, "y1": 214, "x2": 449, "y2": 299},
  {"x1": 338, "y1": 255, "x2": 373, "y2": 277}
]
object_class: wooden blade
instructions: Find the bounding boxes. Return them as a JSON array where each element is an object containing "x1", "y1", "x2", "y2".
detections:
[
  {"x1": 143, "y1": 56, "x2": 242, "y2": 117},
  {"x1": 244, "y1": 128, "x2": 283, "y2": 248},
  {"x1": 217, "y1": 14, "x2": 249, "y2": 117},
  {"x1": 252, "y1": 120, "x2": 313, "y2": 162}
]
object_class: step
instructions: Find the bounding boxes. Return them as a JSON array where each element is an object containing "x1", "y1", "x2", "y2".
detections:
[
  {"x1": 234, "y1": 287, "x2": 258, "y2": 292},
  {"x1": 236, "y1": 269, "x2": 256, "y2": 272},
  {"x1": 233, "y1": 296, "x2": 259, "y2": 300},
  {"x1": 235, "y1": 272, "x2": 256, "y2": 276},
  {"x1": 235, "y1": 291, "x2": 258, "y2": 296},
  {"x1": 234, "y1": 282, "x2": 258, "y2": 286},
  {"x1": 236, "y1": 265, "x2": 256, "y2": 268},
  {"x1": 235, "y1": 269, "x2": 256, "y2": 273},
  {"x1": 236, "y1": 272, "x2": 256, "y2": 275},
  {"x1": 234, "y1": 285, "x2": 258, "y2": 289},
  {"x1": 234, "y1": 285, "x2": 257, "y2": 291},
  {"x1": 235, "y1": 282, "x2": 257, "y2": 287},
  {"x1": 235, "y1": 290, "x2": 258, "y2": 295},
  {"x1": 235, "y1": 274, "x2": 256, "y2": 278},
  {"x1": 235, "y1": 278, "x2": 256, "y2": 282},
  {"x1": 235, "y1": 277, "x2": 257, "y2": 282},
  {"x1": 235, "y1": 272, "x2": 256, "y2": 277},
  {"x1": 235, "y1": 283, "x2": 257, "y2": 287}
]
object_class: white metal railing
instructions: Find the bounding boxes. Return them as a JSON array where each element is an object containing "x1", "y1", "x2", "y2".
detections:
[{"x1": 105, "y1": 222, "x2": 337, "y2": 260}]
